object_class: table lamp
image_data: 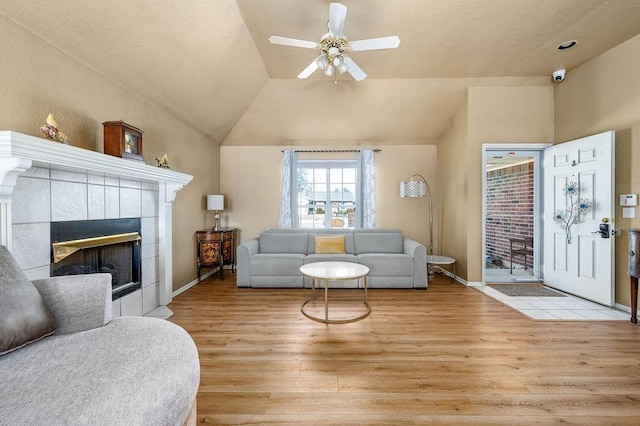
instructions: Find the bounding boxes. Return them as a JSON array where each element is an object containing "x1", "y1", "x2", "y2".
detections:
[{"x1": 207, "y1": 195, "x2": 224, "y2": 231}]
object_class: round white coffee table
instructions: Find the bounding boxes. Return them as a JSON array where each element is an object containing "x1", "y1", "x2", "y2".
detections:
[
  {"x1": 426, "y1": 255, "x2": 456, "y2": 283},
  {"x1": 299, "y1": 261, "x2": 371, "y2": 324}
]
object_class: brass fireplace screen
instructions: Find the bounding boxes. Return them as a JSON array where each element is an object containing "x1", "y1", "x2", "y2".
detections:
[{"x1": 52, "y1": 232, "x2": 141, "y2": 264}]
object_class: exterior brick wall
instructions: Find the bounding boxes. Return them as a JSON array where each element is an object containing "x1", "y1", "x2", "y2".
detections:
[{"x1": 486, "y1": 161, "x2": 534, "y2": 268}]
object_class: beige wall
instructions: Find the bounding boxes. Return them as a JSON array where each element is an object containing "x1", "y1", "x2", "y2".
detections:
[
  {"x1": 467, "y1": 87, "x2": 555, "y2": 283},
  {"x1": 555, "y1": 34, "x2": 640, "y2": 307},
  {"x1": 0, "y1": 15, "x2": 219, "y2": 291},
  {"x1": 220, "y1": 145, "x2": 437, "y2": 247},
  {"x1": 438, "y1": 86, "x2": 554, "y2": 283},
  {"x1": 222, "y1": 86, "x2": 553, "y2": 285},
  {"x1": 438, "y1": 92, "x2": 470, "y2": 279}
]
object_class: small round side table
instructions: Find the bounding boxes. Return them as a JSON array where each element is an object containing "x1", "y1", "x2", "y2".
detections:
[{"x1": 426, "y1": 255, "x2": 456, "y2": 284}]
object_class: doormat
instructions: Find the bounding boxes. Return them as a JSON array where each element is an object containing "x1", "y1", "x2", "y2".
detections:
[{"x1": 488, "y1": 284, "x2": 567, "y2": 298}]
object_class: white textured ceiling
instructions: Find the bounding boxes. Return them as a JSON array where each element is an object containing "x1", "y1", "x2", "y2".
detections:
[{"x1": 2, "y1": 0, "x2": 640, "y2": 145}]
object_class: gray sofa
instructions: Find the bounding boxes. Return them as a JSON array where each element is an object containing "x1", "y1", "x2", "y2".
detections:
[
  {"x1": 237, "y1": 228, "x2": 427, "y2": 289},
  {"x1": 0, "y1": 245, "x2": 200, "y2": 426}
]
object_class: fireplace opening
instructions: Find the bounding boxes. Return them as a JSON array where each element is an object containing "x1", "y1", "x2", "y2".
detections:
[{"x1": 51, "y1": 219, "x2": 142, "y2": 300}]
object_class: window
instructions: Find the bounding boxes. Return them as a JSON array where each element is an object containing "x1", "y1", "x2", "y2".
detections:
[
  {"x1": 279, "y1": 149, "x2": 376, "y2": 229},
  {"x1": 296, "y1": 160, "x2": 357, "y2": 229}
]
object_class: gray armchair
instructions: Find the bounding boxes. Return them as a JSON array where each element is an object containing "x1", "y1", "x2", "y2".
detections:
[{"x1": 0, "y1": 246, "x2": 200, "y2": 426}]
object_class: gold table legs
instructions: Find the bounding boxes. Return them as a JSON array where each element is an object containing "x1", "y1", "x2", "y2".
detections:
[{"x1": 301, "y1": 276, "x2": 371, "y2": 324}]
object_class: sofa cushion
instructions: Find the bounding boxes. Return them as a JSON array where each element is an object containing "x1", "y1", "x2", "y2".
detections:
[
  {"x1": 357, "y1": 253, "x2": 414, "y2": 276},
  {"x1": 314, "y1": 235, "x2": 346, "y2": 254},
  {"x1": 32, "y1": 274, "x2": 112, "y2": 335},
  {"x1": 354, "y1": 231, "x2": 403, "y2": 254},
  {"x1": 259, "y1": 232, "x2": 308, "y2": 254},
  {"x1": 0, "y1": 245, "x2": 56, "y2": 355},
  {"x1": 250, "y1": 276, "x2": 303, "y2": 288},
  {"x1": 305, "y1": 254, "x2": 358, "y2": 264},
  {"x1": 251, "y1": 253, "x2": 305, "y2": 276}
]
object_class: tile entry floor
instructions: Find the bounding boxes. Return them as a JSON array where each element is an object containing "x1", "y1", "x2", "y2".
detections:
[{"x1": 476, "y1": 284, "x2": 630, "y2": 321}]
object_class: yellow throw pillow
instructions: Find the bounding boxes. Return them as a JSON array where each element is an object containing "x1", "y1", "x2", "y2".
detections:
[{"x1": 315, "y1": 235, "x2": 346, "y2": 254}]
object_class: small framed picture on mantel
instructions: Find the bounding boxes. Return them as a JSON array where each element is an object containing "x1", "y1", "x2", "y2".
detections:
[{"x1": 103, "y1": 121, "x2": 144, "y2": 161}]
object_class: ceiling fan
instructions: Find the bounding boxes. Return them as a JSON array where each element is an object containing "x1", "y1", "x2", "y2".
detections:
[{"x1": 269, "y1": 2, "x2": 400, "y2": 82}]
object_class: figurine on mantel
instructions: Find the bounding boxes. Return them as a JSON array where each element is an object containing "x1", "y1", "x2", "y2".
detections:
[
  {"x1": 155, "y1": 154, "x2": 170, "y2": 169},
  {"x1": 40, "y1": 113, "x2": 68, "y2": 144}
]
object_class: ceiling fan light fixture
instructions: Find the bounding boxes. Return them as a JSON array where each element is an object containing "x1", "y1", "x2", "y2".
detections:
[
  {"x1": 316, "y1": 56, "x2": 329, "y2": 70},
  {"x1": 268, "y1": 2, "x2": 399, "y2": 82},
  {"x1": 324, "y1": 65, "x2": 334, "y2": 77}
]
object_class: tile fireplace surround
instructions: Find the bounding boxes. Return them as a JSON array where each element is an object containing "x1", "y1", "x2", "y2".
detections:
[{"x1": 0, "y1": 131, "x2": 193, "y2": 316}]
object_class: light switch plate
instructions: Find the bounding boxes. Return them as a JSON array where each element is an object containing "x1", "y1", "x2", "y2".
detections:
[{"x1": 623, "y1": 207, "x2": 636, "y2": 218}]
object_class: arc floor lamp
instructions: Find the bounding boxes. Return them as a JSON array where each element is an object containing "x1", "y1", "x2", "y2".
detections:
[{"x1": 400, "y1": 174, "x2": 433, "y2": 255}]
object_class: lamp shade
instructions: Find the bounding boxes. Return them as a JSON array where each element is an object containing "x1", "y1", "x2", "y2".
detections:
[
  {"x1": 206, "y1": 194, "x2": 224, "y2": 211},
  {"x1": 316, "y1": 56, "x2": 329, "y2": 70},
  {"x1": 399, "y1": 181, "x2": 426, "y2": 198}
]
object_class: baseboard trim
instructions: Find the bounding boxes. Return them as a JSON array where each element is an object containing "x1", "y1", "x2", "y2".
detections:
[
  {"x1": 172, "y1": 268, "x2": 218, "y2": 298},
  {"x1": 614, "y1": 302, "x2": 635, "y2": 316},
  {"x1": 430, "y1": 266, "x2": 475, "y2": 286}
]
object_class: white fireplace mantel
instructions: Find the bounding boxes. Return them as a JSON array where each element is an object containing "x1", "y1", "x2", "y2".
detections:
[{"x1": 0, "y1": 131, "x2": 193, "y2": 305}]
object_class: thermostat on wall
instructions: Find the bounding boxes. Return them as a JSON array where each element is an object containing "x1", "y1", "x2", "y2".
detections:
[{"x1": 619, "y1": 194, "x2": 638, "y2": 206}]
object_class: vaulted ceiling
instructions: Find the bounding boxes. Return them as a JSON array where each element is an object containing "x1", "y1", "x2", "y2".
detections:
[{"x1": 2, "y1": 0, "x2": 640, "y2": 146}]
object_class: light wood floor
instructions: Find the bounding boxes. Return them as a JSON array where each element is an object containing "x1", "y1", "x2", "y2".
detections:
[{"x1": 169, "y1": 273, "x2": 640, "y2": 425}]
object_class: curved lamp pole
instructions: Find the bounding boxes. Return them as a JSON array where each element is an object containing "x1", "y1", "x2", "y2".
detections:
[{"x1": 399, "y1": 174, "x2": 433, "y2": 255}]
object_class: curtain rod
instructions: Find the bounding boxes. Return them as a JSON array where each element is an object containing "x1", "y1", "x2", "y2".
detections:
[{"x1": 281, "y1": 149, "x2": 381, "y2": 153}]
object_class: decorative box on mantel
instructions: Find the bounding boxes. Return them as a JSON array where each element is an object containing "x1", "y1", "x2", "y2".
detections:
[
  {"x1": 103, "y1": 120, "x2": 144, "y2": 161},
  {"x1": 0, "y1": 131, "x2": 193, "y2": 309}
]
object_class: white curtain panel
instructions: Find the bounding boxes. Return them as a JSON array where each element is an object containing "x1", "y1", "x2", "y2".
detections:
[
  {"x1": 278, "y1": 150, "x2": 297, "y2": 228},
  {"x1": 357, "y1": 149, "x2": 376, "y2": 228}
]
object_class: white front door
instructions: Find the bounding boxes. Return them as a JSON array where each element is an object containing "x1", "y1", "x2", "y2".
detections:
[{"x1": 543, "y1": 131, "x2": 615, "y2": 306}]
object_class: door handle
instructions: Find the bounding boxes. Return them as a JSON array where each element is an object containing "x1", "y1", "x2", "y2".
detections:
[{"x1": 592, "y1": 223, "x2": 610, "y2": 238}]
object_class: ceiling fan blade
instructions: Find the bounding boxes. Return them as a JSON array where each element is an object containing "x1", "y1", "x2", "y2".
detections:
[
  {"x1": 328, "y1": 3, "x2": 347, "y2": 38},
  {"x1": 350, "y1": 36, "x2": 401, "y2": 52},
  {"x1": 297, "y1": 60, "x2": 319, "y2": 79},
  {"x1": 269, "y1": 36, "x2": 317, "y2": 49},
  {"x1": 343, "y1": 57, "x2": 367, "y2": 81}
]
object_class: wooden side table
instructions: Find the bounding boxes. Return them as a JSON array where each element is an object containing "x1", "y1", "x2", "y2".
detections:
[{"x1": 196, "y1": 228, "x2": 235, "y2": 281}]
